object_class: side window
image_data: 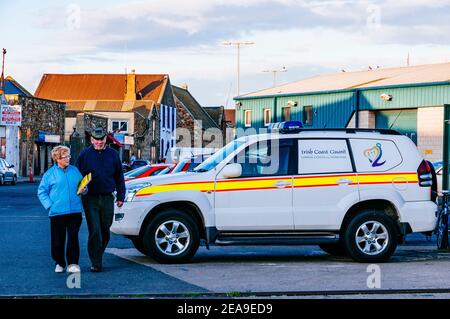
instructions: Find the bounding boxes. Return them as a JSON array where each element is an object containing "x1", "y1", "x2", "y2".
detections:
[
  {"x1": 350, "y1": 139, "x2": 402, "y2": 172},
  {"x1": 298, "y1": 139, "x2": 353, "y2": 174},
  {"x1": 232, "y1": 139, "x2": 293, "y2": 177}
]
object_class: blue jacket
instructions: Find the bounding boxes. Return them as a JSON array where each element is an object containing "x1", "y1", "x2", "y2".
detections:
[{"x1": 37, "y1": 165, "x2": 84, "y2": 217}]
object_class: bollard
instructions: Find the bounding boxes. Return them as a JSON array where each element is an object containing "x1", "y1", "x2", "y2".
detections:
[{"x1": 28, "y1": 166, "x2": 34, "y2": 183}]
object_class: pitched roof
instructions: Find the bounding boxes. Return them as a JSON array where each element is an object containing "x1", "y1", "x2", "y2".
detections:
[
  {"x1": 240, "y1": 62, "x2": 450, "y2": 98},
  {"x1": 34, "y1": 73, "x2": 167, "y2": 113},
  {"x1": 4, "y1": 76, "x2": 33, "y2": 97},
  {"x1": 172, "y1": 85, "x2": 219, "y2": 130},
  {"x1": 203, "y1": 106, "x2": 224, "y2": 127}
]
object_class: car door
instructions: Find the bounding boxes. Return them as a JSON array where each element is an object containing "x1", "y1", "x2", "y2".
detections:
[
  {"x1": 214, "y1": 138, "x2": 295, "y2": 231},
  {"x1": 293, "y1": 138, "x2": 359, "y2": 230}
]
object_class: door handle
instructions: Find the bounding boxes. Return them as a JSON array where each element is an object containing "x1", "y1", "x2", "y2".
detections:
[
  {"x1": 274, "y1": 181, "x2": 291, "y2": 188},
  {"x1": 336, "y1": 178, "x2": 353, "y2": 185}
]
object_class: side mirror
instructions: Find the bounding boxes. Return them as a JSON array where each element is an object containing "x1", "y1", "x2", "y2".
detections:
[
  {"x1": 220, "y1": 163, "x2": 242, "y2": 179},
  {"x1": 8, "y1": 165, "x2": 14, "y2": 168}
]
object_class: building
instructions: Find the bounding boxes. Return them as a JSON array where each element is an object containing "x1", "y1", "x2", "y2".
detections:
[
  {"x1": 34, "y1": 72, "x2": 177, "y2": 163},
  {"x1": 1, "y1": 76, "x2": 65, "y2": 177},
  {"x1": 235, "y1": 62, "x2": 450, "y2": 162},
  {"x1": 172, "y1": 85, "x2": 223, "y2": 149}
]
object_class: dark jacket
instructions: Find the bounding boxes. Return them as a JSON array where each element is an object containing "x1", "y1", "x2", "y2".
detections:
[{"x1": 75, "y1": 146, "x2": 126, "y2": 202}]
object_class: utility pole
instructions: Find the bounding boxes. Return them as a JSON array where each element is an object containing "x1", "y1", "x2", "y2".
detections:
[
  {"x1": 222, "y1": 41, "x2": 254, "y2": 96},
  {"x1": 262, "y1": 66, "x2": 287, "y2": 87}
]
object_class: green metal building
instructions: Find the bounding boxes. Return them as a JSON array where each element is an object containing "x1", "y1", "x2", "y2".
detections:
[{"x1": 234, "y1": 62, "x2": 450, "y2": 162}]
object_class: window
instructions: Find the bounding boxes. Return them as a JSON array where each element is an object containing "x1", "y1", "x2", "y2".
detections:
[
  {"x1": 298, "y1": 139, "x2": 353, "y2": 174},
  {"x1": 0, "y1": 137, "x2": 5, "y2": 159},
  {"x1": 282, "y1": 107, "x2": 291, "y2": 121},
  {"x1": 244, "y1": 110, "x2": 252, "y2": 127},
  {"x1": 263, "y1": 109, "x2": 272, "y2": 127},
  {"x1": 303, "y1": 106, "x2": 313, "y2": 126},
  {"x1": 350, "y1": 139, "x2": 402, "y2": 172},
  {"x1": 112, "y1": 120, "x2": 128, "y2": 133},
  {"x1": 232, "y1": 139, "x2": 293, "y2": 177}
]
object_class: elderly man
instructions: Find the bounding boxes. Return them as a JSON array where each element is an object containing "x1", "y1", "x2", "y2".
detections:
[{"x1": 75, "y1": 127, "x2": 126, "y2": 272}]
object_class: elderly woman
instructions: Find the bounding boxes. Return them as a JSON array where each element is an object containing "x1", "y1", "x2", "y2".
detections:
[{"x1": 38, "y1": 145, "x2": 86, "y2": 273}]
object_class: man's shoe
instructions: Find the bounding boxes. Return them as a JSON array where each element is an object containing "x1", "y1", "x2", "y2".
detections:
[
  {"x1": 90, "y1": 266, "x2": 102, "y2": 272},
  {"x1": 54, "y1": 264, "x2": 64, "y2": 273},
  {"x1": 67, "y1": 264, "x2": 81, "y2": 273}
]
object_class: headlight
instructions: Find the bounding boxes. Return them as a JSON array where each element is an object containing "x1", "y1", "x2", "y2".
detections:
[{"x1": 125, "y1": 182, "x2": 152, "y2": 202}]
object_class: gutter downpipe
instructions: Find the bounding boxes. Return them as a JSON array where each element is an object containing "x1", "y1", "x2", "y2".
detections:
[{"x1": 355, "y1": 90, "x2": 360, "y2": 128}]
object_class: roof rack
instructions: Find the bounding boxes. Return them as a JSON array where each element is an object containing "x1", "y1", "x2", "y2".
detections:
[{"x1": 294, "y1": 128, "x2": 401, "y2": 135}]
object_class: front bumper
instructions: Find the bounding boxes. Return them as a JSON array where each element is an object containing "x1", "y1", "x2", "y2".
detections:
[{"x1": 110, "y1": 200, "x2": 159, "y2": 236}]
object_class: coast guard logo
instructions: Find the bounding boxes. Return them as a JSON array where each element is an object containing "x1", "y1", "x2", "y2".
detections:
[{"x1": 364, "y1": 143, "x2": 386, "y2": 167}]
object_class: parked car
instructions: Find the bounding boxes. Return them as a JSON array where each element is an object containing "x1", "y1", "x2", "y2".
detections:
[
  {"x1": 124, "y1": 164, "x2": 172, "y2": 182},
  {"x1": 0, "y1": 158, "x2": 17, "y2": 185},
  {"x1": 122, "y1": 163, "x2": 133, "y2": 173},
  {"x1": 170, "y1": 154, "x2": 211, "y2": 174},
  {"x1": 112, "y1": 122, "x2": 437, "y2": 263},
  {"x1": 130, "y1": 160, "x2": 150, "y2": 170}
]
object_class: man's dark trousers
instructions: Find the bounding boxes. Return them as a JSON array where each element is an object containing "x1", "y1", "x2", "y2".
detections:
[{"x1": 82, "y1": 194, "x2": 114, "y2": 268}]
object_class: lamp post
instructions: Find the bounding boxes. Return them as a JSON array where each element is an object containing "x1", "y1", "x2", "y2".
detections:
[
  {"x1": 262, "y1": 66, "x2": 287, "y2": 87},
  {"x1": 222, "y1": 41, "x2": 254, "y2": 97}
]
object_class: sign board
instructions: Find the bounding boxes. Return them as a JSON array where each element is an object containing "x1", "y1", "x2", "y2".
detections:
[
  {"x1": 37, "y1": 131, "x2": 60, "y2": 144},
  {"x1": 124, "y1": 135, "x2": 134, "y2": 145},
  {"x1": 113, "y1": 133, "x2": 125, "y2": 144},
  {"x1": 0, "y1": 104, "x2": 21, "y2": 126}
]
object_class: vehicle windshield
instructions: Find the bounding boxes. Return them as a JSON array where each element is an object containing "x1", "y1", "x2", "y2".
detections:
[
  {"x1": 124, "y1": 165, "x2": 150, "y2": 178},
  {"x1": 193, "y1": 139, "x2": 246, "y2": 172}
]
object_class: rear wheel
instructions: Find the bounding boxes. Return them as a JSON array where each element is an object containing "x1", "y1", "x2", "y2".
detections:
[
  {"x1": 343, "y1": 209, "x2": 398, "y2": 263},
  {"x1": 0, "y1": 175, "x2": 4, "y2": 186},
  {"x1": 142, "y1": 209, "x2": 200, "y2": 264},
  {"x1": 319, "y1": 242, "x2": 347, "y2": 256},
  {"x1": 11, "y1": 175, "x2": 17, "y2": 185}
]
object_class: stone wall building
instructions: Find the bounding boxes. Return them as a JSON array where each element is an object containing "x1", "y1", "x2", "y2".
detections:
[{"x1": 34, "y1": 72, "x2": 176, "y2": 163}]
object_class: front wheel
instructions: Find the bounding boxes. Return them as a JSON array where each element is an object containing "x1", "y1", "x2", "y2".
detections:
[
  {"x1": 343, "y1": 209, "x2": 398, "y2": 263},
  {"x1": 142, "y1": 209, "x2": 200, "y2": 264},
  {"x1": 131, "y1": 236, "x2": 147, "y2": 255}
]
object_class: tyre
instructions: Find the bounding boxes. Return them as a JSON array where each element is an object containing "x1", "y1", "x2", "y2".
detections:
[
  {"x1": 436, "y1": 212, "x2": 449, "y2": 250},
  {"x1": 319, "y1": 242, "x2": 347, "y2": 256},
  {"x1": 0, "y1": 175, "x2": 3, "y2": 186},
  {"x1": 131, "y1": 236, "x2": 147, "y2": 255},
  {"x1": 343, "y1": 209, "x2": 398, "y2": 263},
  {"x1": 11, "y1": 175, "x2": 17, "y2": 185},
  {"x1": 142, "y1": 209, "x2": 200, "y2": 264}
]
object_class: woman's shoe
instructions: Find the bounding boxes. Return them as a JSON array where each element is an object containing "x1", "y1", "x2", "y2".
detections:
[
  {"x1": 54, "y1": 264, "x2": 64, "y2": 273},
  {"x1": 67, "y1": 264, "x2": 81, "y2": 273},
  {"x1": 90, "y1": 266, "x2": 102, "y2": 272}
]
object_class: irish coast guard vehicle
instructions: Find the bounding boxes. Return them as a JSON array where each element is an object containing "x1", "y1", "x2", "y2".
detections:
[{"x1": 111, "y1": 121, "x2": 437, "y2": 263}]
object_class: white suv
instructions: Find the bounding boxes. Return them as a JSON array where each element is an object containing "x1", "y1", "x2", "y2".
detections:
[{"x1": 111, "y1": 123, "x2": 437, "y2": 263}]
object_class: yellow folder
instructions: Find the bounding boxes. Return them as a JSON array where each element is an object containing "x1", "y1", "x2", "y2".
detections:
[{"x1": 77, "y1": 173, "x2": 92, "y2": 195}]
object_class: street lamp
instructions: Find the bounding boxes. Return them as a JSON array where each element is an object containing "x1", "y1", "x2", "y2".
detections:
[
  {"x1": 222, "y1": 41, "x2": 254, "y2": 97},
  {"x1": 262, "y1": 66, "x2": 287, "y2": 87}
]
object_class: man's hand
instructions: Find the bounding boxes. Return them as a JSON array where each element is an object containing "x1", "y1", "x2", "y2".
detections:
[{"x1": 117, "y1": 201, "x2": 124, "y2": 208}]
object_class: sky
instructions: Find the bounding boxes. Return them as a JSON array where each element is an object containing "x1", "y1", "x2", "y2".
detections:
[{"x1": 1, "y1": 0, "x2": 450, "y2": 107}]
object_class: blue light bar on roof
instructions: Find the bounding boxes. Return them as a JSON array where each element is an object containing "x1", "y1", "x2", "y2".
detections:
[{"x1": 268, "y1": 121, "x2": 304, "y2": 134}]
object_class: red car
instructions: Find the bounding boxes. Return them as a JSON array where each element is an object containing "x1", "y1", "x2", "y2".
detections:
[{"x1": 124, "y1": 164, "x2": 172, "y2": 181}]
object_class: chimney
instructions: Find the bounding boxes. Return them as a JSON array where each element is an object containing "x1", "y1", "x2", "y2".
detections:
[{"x1": 125, "y1": 69, "x2": 136, "y2": 100}]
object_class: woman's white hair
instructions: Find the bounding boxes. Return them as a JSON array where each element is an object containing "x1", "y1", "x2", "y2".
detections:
[{"x1": 51, "y1": 145, "x2": 70, "y2": 162}]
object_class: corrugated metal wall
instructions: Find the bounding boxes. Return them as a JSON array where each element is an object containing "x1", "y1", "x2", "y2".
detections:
[
  {"x1": 360, "y1": 84, "x2": 450, "y2": 110},
  {"x1": 235, "y1": 83, "x2": 450, "y2": 133}
]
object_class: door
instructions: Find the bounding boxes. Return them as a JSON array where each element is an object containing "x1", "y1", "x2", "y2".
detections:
[
  {"x1": 214, "y1": 138, "x2": 295, "y2": 230},
  {"x1": 293, "y1": 139, "x2": 359, "y2": 230},
  {"x1": 376, "y1": 109, "x2": 417, "y2": 144}
]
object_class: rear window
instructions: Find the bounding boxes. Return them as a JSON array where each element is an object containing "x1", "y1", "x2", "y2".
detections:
[
  {"x1": 298, "y1": 139, "x2": 353, "y2": 174},
  {"x1": 350, "y1": 139, "x2": 402, "y2": 172}
]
